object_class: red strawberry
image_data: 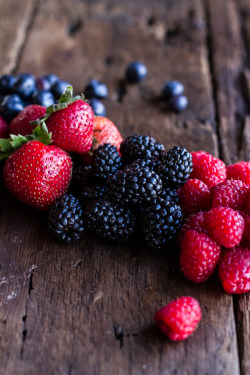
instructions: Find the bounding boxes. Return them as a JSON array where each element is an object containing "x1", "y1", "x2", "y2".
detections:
[
  {"x1": 37, "y1": 87, "x2": 94, "y2": 154},
  {"x1": 0, "y1": 115, "x2": 8, "y2": 138},
  {"x1": 1, "y1": 124, "x2": 72, "y2": 211},
  {"x1": 9, "y1": 105, "x2": 46, "y2": 136}
]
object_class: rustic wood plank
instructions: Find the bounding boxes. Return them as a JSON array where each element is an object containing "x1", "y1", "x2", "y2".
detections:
[
  {"x1": 0, "y1": 0, "x2": 38, "y2": 74},
  {"x1": 0, "y1": 0, "x2": 243, "y2": 374},
  {"x1": 235, "y1": 294, "x2": 250, "y2": 375}
]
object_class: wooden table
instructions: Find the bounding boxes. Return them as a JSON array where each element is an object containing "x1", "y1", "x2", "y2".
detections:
[{"x1": 0, "y1": 0, "x2": 249, "y2": 374}]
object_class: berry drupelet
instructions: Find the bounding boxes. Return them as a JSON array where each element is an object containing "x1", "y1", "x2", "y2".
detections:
[
  {"x1": 70, "y1": 165, "x2": 92, "y2": 193},
  {"x1": 120, "y1": 134, "x2": 165, "y2": 165},
  {"x1": 91, "y1": 143, "x2": 122, "y2": 180},
  {"x1": 157, "y1": 146, "x2": 192, "y2": 188},
  {"x1": 84, "y1": 200, "x2": 136, "y2": 243},
  {"x1": 48, "y1": 194, "x2": 85, "y2": 244},
  {"x1": 79, "y1": 184, "x2": 109, "y2": 208}
]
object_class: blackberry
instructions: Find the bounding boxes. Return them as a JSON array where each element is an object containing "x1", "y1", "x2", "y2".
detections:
[
  {"x1": 48, "y1": 194, "x2": 84, "y2": 244},
  {"x1": 84, "y1": 200, "x2": 135, "y2": 243},
  {"x1": 79, "y1": 184, "x2": 109, "y2": 207},
  {"x1": 92, "y1": 143, "x2": 122, "y2": 179},
  {"x1": 70, "y1": 165, "x2": 92, "y2": 192},
  {"x1": 125, "y1": 158, "x2": 160, "y2": 171},
  {"x1": 120, "y1": 135, "x2": 165, "y2": 164},
  {"x1": 142, "y1": 199, "x2": 183, "y2": 251},
  {"x1": 157, "y1": 146, "x2": 192, "y2": 188},
  {"x1": 108, "y1": 166, "x2": 163, "y2": 206}
]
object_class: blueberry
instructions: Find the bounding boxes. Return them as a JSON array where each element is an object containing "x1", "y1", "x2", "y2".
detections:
[
  {"x1": 89, "y1": 98, "x2": 106, "y2": 116},
  {"x1": 41, "y1": 74, "x2": 59, "y2": 86},
  {"x1": 18, "y1": 72, "x2": 35, "y2": 80},
  {"x1": 162, "y1": 80, "x2": 184, "y2": 99},
  {"x1": 84, "y1": 80, "x2": 108, "y2": 99},
  {"x1": 125, "y1": 61, "x2": 147, "y2": 83},
  {"x1": 51, "y1": 80, "x2": 71, "y2": 99},
  {"x1": 36, "y1": 77, "x2": 51, "y2": 91},
  {"x1": 168, "y1": 95, "x2": 188, "y2": 112},
  {"x1": 12, "y1": 75, "x2": 36, "y2": 100},
  {"x1": 0, "y1": 94, "x2": 24, "y2": 122},
  {"x1": 0, "y1": 75, "x2": 17, "y2": 95},
  {"x1": 32, "y1": 90, "x2": 55, "y2": 107}
]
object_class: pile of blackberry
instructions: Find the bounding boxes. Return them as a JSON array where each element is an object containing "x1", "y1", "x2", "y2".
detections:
[
  {"x1": 0, "y1": 72, "x2": 71, "y2": 122},
  {"x1": 48, "y1": 134, "x2": 193, "y2": 250}
]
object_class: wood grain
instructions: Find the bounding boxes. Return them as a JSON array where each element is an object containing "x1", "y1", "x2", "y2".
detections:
[{"x1": 0, "y1": 0, "x2": 249, "y2": 374}]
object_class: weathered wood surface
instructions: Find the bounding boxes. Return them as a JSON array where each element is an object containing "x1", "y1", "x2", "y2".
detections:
[{"x1": 0, "y1": 0, "x2": 249, "y2": 374}]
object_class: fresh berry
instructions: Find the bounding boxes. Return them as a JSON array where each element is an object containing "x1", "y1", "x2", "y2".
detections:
[
  {"x1": 31, "y1": 90, "x2": 55, "y2": 107},
  {"x1": 180, "y1": 230, "x2": 221, "y2": 283},
  {"x1": 108, "y1": 166, "x2": 163, "y2": 207},
  {"x1": 204, "y1": 206, "x2": 245, "y2": 247},
  {"x1": 41, "y1": 87, "x2": 94, "y2": 154},
  {"x1": 89, "y1": 98, "x2": 106, "y2": 116},
  {"x1": 190, "y1": 151, "x2": 226, "y2": 188},
  {"x1": 141, "y1": 198, "x2": 182, "y2": 250},
  {"x1": 0, "y1": 74, "x2": 17, "y2": 95},
  {"x1": 35, "y1": 77, "x2": 51, "y2": 91},
  {"x1": 179, "y1": 179, "x2": 211, "y2": 217},
  {"x1": 84, "y1": 200, "x2": 135, "y2": 242},
  {"x1": 218, "y1": 247, "x2": 250, "y2": 294},
  {"x1": 125, "y1": 61, "x2": 147, "y2": 83},
  {"x1": 79, "y1": 184, "x2": 109, "y2": 207},
  {"x1": 240, "y1": 215, "x2": 250, "y2": 248},
  {"x1": 178, "y1": 211, "x2": 207, "y2": 244},
  {"x1": 210, "y1": 180, "x2": 249, "y2": 210},
  {"x1": 169, "y1": 95, "x2": 188, "y2": 112},
  {"x1": 84, "y1": 80, "x2": 108, "y2": 99},
  {"x1": 12, "y1": 75, "x2": 36, "y2": 99},
  {"x1": 227, "y1": 161, "x2": 250, "y2": 185},
  {"x1": 1, "y1": 125, "x2": 72, "y2": 211},
  {"x1": 9, "y1": 104, "x2": 46, "y2": 136},
  {"x1": 154, "y1": 296, "x2": 201, "y2": 341},
  {"x1": 0, "y1": 115, "x2": 8, "y2": 138},
  {"x1": 91, "y1": 143, "x2": 122, "y2": 180},
  {"x1": 70, "y1": 164, "x2": 92, "y2": 192},
  {"x1": 0, "y1": 94, "x2": 24, "y2": 122},
  {"x1": 41, "y1": 74, "x2": 59, "y2": 86},
  {"x1": 120, "y1": 134, "x2": 165, "y2": 164},
  {"x1": 18, "y1": 72, "x2": 35, "y2": 80},
  {"x1": 242, "y1": 189, "x2": 250, "y2": 215},
  {"x1": 157, "y1": 146, "x2": 192, "y2": 188},
  {"x1": 92, "y1": 116, "x2": 123, "y2": 151},
  {"x1": 51, "y1": 80, "x2": 71, "y2": 99},
  {"x1": 48, "y1": 194, "x2": 84, "y2": 243},
  {"x1": 162, "y1": 81, "x2": 184, "y2": 99}
]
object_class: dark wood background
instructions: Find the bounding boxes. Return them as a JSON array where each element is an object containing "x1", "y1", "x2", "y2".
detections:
[{"x1": 0, "y1": 0, "x2": 250, "y2": 374}]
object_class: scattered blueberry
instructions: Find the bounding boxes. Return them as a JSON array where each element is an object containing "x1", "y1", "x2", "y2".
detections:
[
  {"x1": 84, "y1": 80, "x2": 108, "y2": 99},
  {"x1": 0, "y1": 94, "x2": 24, "y2": 122},
  {"x1": 41, "y1": 73, "x2": 59, "y2": 86},
  {"x1": 89, "y1": 98, "x2": 106, "y2": 116},
  {"x1": 32, "y1": 90, "x2": 55, "y2": 107},
  {"x1": 51, "y1": 80, "x2": 71, "y2": 99},
  {"x1": 12, "y1": 75, "x2": 36, "y2": 100},
  {"x1": 36, "y1": 77, "x2": 51, "y2": 91},
  {"x1": 125, "y1": 61, "x2": 147, "y2": 83},
  {"x1": 168, "y1": 95, "x2": 188, "y2": 113},
  {"x1": 0, "y1": 75, "x2": 17, "y2": 95},
  {"x1": 162, "y1": 80, "x2": 184, "y2": 99}
]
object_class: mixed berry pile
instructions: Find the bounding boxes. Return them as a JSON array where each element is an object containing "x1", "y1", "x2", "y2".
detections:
[{"x1": 0, "y1": 73, "x2": 249, "y2": 342}]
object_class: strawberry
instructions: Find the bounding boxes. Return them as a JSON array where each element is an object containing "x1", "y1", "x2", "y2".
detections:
[
  {"x1": 9, "y1": 104, "x2": 46, "y2": 136},
  {"x1": 0, "y1": 124, "x2": 72, "y2": 211},
  {"x1": 0, "y1": 115, "x2": 8, "y2": 138},
  {"x1": 34, "y1": 87, "x2": 94, "y2": 154},
  {"x1": 78, "y1": 116, "x2": 123, "y2": 165}
]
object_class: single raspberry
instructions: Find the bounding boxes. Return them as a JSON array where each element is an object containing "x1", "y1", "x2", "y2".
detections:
[
  {"x1": 218, "y1": 247, "x2": 250, "y2": 294},
  {"x1": 190, "y1": 151, "x2": 226, "y2": 188},
  {"x1": 204, "y1": 207, "x2": 245, "y2": 247},
  {"x1": 178, "y1": 211, "x2": 207, "y2": 244},
  {"x1": 240, "y1": 215, "x2": 250, "y2": 248},
  {"x1": 180, "y1": 230, "x2": 221, "y2": 283},
  {"x1": 227, "y1": 162, "x2": 250, "y2": 185},
  {"x1": 179, "y1": 179, "x2": 211, "y2": 217},
  {"x1": 241, "y1": 189, "x2": 250, "y2": 215},
  {"x1": 211, "y1": 180, "x2": 249, "y2": 210},
  {"x1": 154, "y1": 296, "x2": 201, "y2": 341}
]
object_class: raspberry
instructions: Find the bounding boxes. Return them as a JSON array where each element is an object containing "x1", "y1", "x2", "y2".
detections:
[
  {"x1": 241, "y1": 215, "x2": 250, "y2": 248},
  {"x1": 154, "y1": 296, "x2": 201, "y2": 341},
  {"x1": 178, "y1": 211, "x2": 207, "y2": 244},
  {"x1": 204, "y1": 207, "x2": 245, "y2": 247},
  {"x1": 227, "y1": 161, "x2": 250, "y2": 185},
  {"x1": 242, "y1": 189, "x2": 250, "y2": 215},
  {"x1": 190, "y1": 151, "x2": 226, "y2": 188},
  {"x1": 218, "y1": 247, "x2": 250, "y2": 294},
  {"x1": 211, "y1": 180, "x2": 249, "y2": 210},
  {"x1": 179, "y1": 179, "x2": 211, "y2": 217},
  {"x1": 180, "y1": 230, "x2": 221, "y2": 283}
]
